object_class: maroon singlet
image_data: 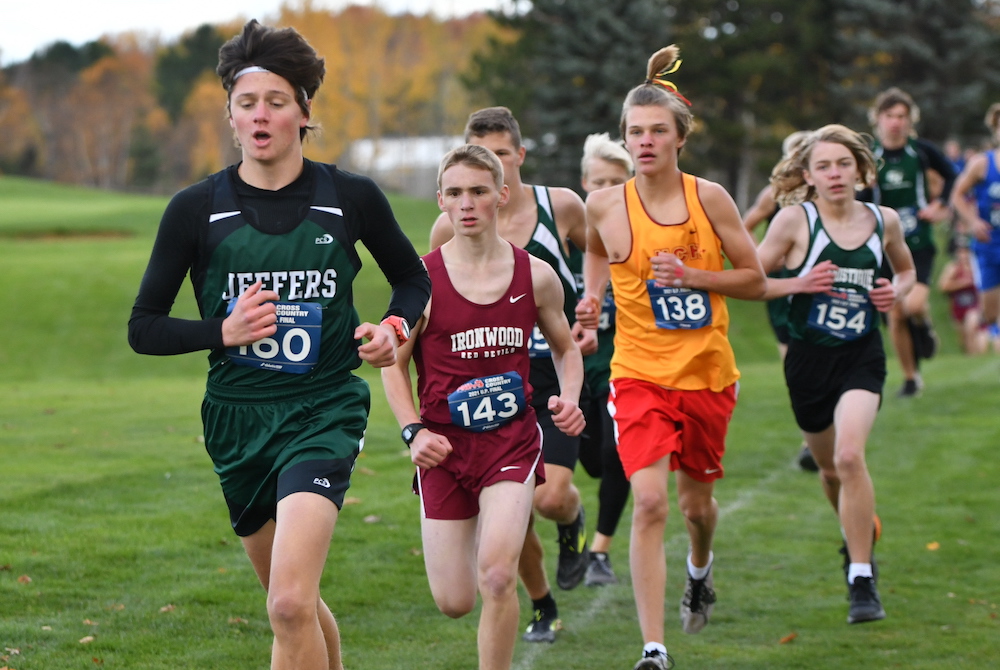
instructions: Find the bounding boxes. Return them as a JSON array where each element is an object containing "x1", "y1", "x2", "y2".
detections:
[
  {"x1": 413, "y1": 242, "x2": 545, "y2": 519},
  {"x1": 415, "y1": 243, "x2": 538, "y2": 426}
]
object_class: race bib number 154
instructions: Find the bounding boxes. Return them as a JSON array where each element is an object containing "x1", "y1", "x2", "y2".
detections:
[{"x1": 807, "y1": 291, "x2": 873, "y2": 341}]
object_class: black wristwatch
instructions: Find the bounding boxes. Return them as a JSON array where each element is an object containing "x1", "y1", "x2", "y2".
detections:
[{"x1": 401, "y1": 422, "x2": 425, "y2": 447}]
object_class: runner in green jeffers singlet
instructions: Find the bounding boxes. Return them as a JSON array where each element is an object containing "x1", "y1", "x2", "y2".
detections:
[{"x1": 128, "y1": 21, "x2": 430, "y2": 670}]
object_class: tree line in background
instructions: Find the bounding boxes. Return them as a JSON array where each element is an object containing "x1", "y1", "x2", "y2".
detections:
[
  {"x1": 0, "y1": 5, "x2": 509, "y2": 192},
  {"x1": 473, "y1": 0, "x2": 1000, "y2": 207},
  {"x1": 2, "y1": 1, "x2": 1000, "y2": 205}
]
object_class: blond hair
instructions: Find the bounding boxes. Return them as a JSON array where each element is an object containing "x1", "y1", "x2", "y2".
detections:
[
  {"x1": 580, "y1": 133, "x2": 633, "y2": 178},
  {"x1": 770, "y1": 124, "x2": 878, "y2": 207}
]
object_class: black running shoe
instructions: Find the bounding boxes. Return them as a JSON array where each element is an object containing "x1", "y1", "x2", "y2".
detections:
[
  {"x1": 633, "y1": 649, "x2": 675, "y2": 670},
  {"x1": 847, "y1": 576, "x2": 886, "y2": 623},
  {"x1": 556, "y1": 507, "x2": 589, "y2": 590},
  {"x1": 910, "y1": 320, "x2": 938, "y2": 360},
  {"x1": 522, "y1": 607, "x2": 561, "y2": 643},
  {"x1": 896, "y1": 378, "x2": 921, "y2": 398},
  {"x1": 798, "y1": 444, "x2": 819, "y2": 472},
  {"x1": 584, "y1": 551, "x2": 618, "y2": 586}
]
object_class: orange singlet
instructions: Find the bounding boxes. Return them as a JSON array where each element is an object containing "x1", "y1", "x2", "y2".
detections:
[{"x1": 609, "y1": 173, "x2": 739, "y2": 392}]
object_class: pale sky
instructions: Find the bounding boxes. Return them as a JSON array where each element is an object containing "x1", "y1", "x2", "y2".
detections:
[{"x1": 0, "y1": 0, "x2": 511, "y2": 65}]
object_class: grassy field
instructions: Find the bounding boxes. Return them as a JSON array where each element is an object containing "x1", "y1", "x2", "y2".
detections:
[{"x1": 1, "y1": 176, "x2": 997, "y2": 669}]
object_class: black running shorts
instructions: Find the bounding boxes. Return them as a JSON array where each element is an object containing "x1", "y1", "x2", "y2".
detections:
[{"x1": 784, "y1": 331, "x2": 885, "y2": 434}]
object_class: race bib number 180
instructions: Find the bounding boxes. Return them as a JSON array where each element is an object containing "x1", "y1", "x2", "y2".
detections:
[
  {"x1": 448, "y1": 371, "x2": 527, "y2": 432},
  {"x1": 226, "y1": 301, "x2": 322, "y2": 374},
  {"x1": 647, "y1": 281, "x2": 712, "y2": 330},
  {"x1": 807, "y1": 291, "x2": 873, "y2": 341}
]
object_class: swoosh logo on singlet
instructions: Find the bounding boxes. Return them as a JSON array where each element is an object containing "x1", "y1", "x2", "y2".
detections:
[{"x1": 510, "y1": 293, "x2": 527, "y2": 304}]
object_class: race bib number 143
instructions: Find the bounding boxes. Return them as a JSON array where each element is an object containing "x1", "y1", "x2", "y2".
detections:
[{"x1": 448, "y1": 371, "x2": 527, "y2": 432}]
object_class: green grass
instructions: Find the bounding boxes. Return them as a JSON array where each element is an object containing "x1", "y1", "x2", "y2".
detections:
[{"x1": 1, "y1": 177, "x2": 997, "y2": 668}]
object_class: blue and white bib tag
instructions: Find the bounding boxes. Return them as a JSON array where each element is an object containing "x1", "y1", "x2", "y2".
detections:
[
  {"x1": 526, "y1": 325, "x2": 551, "y2": 359},
  {"x1": 807, "y1": 291, "x2": 874, "y2": 341},
  {"x1": 448, "y1": 371, "x2": 527, "y2": 432},
  {"x1": 226, "y1": 301, "x2": 322, "y2": 374},
  {"x1": 647, "y1": 281, "x2": 712, "y2": 330}
]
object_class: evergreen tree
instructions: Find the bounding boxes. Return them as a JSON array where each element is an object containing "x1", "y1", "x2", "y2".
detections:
[
  {"x1": 833, "y1": 0, "x2": 1000, "y2": 143},
  {"x1": 467, "y1": 0, "x2": 675, "y2": 188},
  {"x1": 154, "y1": 24, "x2": 225, "y2": 122},
  {"x1": 466, "y1": 1, "x2": 838, "y2": 202},
  {"x1": 666, "y1": 0, "x2": 837, "y2": 204}
]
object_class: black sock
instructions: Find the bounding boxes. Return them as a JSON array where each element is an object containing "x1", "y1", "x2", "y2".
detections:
[{"x1": 532, "y1": 592, "x2": 557, "y2": 616}]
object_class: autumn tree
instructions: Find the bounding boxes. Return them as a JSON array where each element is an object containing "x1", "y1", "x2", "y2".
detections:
[
  {"x1": 59, "y1": 49, "x2": 158, "y2": 189},
  {"x1": 0, "y1": 73, "x2": 41, "y2": 174}
]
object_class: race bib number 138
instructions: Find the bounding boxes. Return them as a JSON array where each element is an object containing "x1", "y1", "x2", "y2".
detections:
[
  {"x1": 226, "y1": 301, "x2": 322, "y2": 374},
  {"x1": 647, "y1": 281, "x2": 712, "y2": 330}
]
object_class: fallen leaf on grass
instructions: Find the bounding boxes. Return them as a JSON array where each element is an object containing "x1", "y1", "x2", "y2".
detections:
[
  {"x1": 218, "y1": 568, "x2": 227, "y2": 574},
  {"x1": 357, "y1": 467, "x2": 376, "y2": 476},
  {"x1": 92, "y1": 657, "x2": 104, "y2": 666},
  {"x1": 343, "y1": 497, "x2": 362, "y2": 506},
  {"x1": 0, "y1": 564, "x2": 11, "y2": 571},
  {"x1": 926, "y1": 541, "x2": 940, "y2": 551},
  {"x1": 409, "y1": 547, "x2": 423, "y2": 556},
  {"x1": 228, "y1": 617, "x2": 248, "y2": 625},
  {"x1": 779, "y1": 632, "x2": 798, "y2": 644},
  {"x1": 4, "y1": 648, "x2": 19, "y2": 654},
  {"x1": 79, "y1": 635, "x2": 95, "y2": 644},
  {"x1": 17, "y1": 575, "x2": 31, "y2": 584},
  {"x1": 82, "y1": 619, "x2": 98, "y2": 626},
  {"x1": 106, "y1": 604, "x2": 125, "y2": 612},
  {"x1": 41, "y1": 626, "x2": 52, "y2": 631},
  {"x1": 159, "y1": 604, "x2": 175, "y2": 613},
  {"x1": 363, "y1": 515, "x2": 381, "y2": 524}
]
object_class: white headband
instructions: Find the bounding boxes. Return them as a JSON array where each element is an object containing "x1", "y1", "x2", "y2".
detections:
[
  {"x1": 232, "y1": 65, "x2": 310, "y2": 102},
  {"x1": 234, "y1": 65, "x2": 271, "y2": 80}
]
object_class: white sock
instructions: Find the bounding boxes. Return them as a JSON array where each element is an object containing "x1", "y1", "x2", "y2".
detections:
[
  {"x1": 644, "y1": 642, "x2": 667, "y2": 656},
  {"x1": 847, "y1": 562, "x2": 873, "y2": 584},
  {"x1": 687, "y1": 551, "x2": 713, "y2": 580}
]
